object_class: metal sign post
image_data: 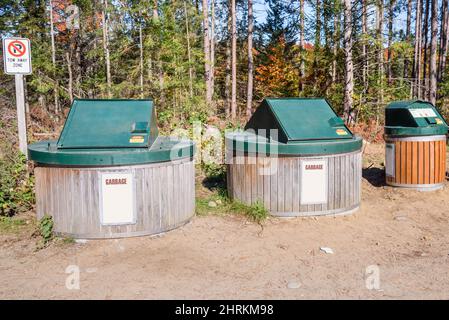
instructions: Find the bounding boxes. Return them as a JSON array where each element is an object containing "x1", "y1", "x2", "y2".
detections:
[{"x1": 2, "y1": 37, "x2": 32, "y2": 158}]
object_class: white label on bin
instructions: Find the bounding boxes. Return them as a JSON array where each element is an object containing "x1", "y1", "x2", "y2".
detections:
[
  {"x1": 300, "y1": 159, "x2": 327, "y2": 205},
  {"x1": 409, "y1": 108, "x2": 436, "y2": 118},
  {"x1": 100, "y1": 173, "x2": 135, "y2": 225},
  {"x1": 385, "y1": 143, "x2": 395, "y2": 178}
]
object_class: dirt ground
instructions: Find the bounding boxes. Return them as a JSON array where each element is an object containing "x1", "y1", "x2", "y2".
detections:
[{"x1": 1, "y1": 142, "x2": 449, "y2": 299}]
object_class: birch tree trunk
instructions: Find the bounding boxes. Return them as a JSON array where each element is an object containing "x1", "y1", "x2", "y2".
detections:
[
  {"x1": 387, "y1": 0, "x2": 395, "y2": 85},
  {"x1": 362, "y1": 0, "x2": 368, "y2": 92},
  {"x1": 225, "y1": 3, "x2": 232, "y2": 117},
  {"x1": 49, "y1": 1, "x2": 59, "y2": 113},
  {"x1": 422, "y1": 0, "x2": 430, "y2": 99},
  {"x1": 102, "y1": 0, "x2": 112, "y2": 98},
  {"x1": 211, "y1": 0, "x2": 216, "y2": 103},
  {"x1": 202, "y1": 0, "x2": 212, "y2": 105},
  {"x1": 438, "y1": 0, "x2": 449, "y2": 82},
  {"x1": 315, "y1": 0, "x2": 321, "y2": 47},
  {"x1": 413, "y1": 0, "x2": 422, "y2": 98},
  {"x1": 66, "y1": 52, "x2": 73, "y2": 103},
  {"x1": 428, "y1": 0, "x2": 438, "y2": 104},
  {"x1": 153, "y1": 1, "x2": 164, "y2": 104},
  {"x1": 299, "y1": 0, "x2": 305, "y2": 91},
  {"x1": 246, "y1": 0, "x2": 254, "y2": 117},
  {"x1": 376, "y1": 0, "x2": 384, "y2": 106},
  {"x1": 403, "y1": 0, "x2": 412, "y2": 79},
  {"x1": 343, "y1": 0, "x2": 354, "y2": 124},
  {"x1": 139, "y1": 17, "x2": 144, "y2": 98},
  {"x1": 184, "y1": 0, "x2": 194, "y2": 98},
  {"x1": 231, "y1": 0, "x2": 237, "y2": 120}
]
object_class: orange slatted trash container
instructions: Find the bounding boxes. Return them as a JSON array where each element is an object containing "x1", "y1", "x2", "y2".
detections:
[{"x1": 384, "y1": 100, "x2": 448, "y2": 191}]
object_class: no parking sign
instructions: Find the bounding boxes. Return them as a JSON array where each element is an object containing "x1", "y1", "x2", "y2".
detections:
[{"x1": 2, "y1": 37, "x2": 32, "y2": 75}]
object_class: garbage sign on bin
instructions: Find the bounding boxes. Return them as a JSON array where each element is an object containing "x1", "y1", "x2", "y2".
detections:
[
  {"x1": 384, "y1": 100, "x2": 448, "y2": 191},
  {"x1": 226, "y1": 98, "x2": 363, "y2": 217},
  {"x1": 28, "y1": 99, "x2": 196, "y2": 239}
]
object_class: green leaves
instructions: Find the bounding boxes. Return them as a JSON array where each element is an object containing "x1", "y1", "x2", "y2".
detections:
[
  {"x1": 38, "y1": 214, "x2": 54, "y2": 244},
  {"x1": 0, "y1": 141, "x2": 35, "y2": 217}
]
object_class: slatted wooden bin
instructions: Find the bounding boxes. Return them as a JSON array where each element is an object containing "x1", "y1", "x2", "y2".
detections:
[
  {"x1": 226, "y1": 98, "x2": 363, "y2": 217},
  {"x1": 384, "y1": 100, "x2": 448, "y2": 191},
  {"x1": 28, "y1": 99, "x2": 196, "y2": 239}
]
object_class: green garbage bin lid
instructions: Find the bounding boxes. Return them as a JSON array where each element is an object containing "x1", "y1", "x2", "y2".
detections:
[
  {"x1": 384, "y1": 100, "x2": 448, "y2": 136},
  {"x1": 28, "y1": 136, "x2": 195, "y2": 166},
  {"x1": 28, "y1": 99, "x2": 195, "y2": 166},
  {"x1": 245, "y1": 98, "x2": 354, "y2": 143},
  {"x1": 227, "y1": 98, "x2": 362, "y2": 156},
  {"x1": 225, "y1": 131, "x2": 362, "y2": 156},
  {"x1": 57, "y1": 99, "x2": 158, "y2": 149}
]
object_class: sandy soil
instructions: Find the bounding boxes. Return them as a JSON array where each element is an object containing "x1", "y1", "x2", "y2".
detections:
[{"x1": 1, "y1": 143, "x2": 449, "y2": 299}]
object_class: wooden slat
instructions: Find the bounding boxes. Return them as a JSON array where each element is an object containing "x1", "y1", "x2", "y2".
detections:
[
  {"x1": 429, "y1": 141, "x2": 435, "y2": 184},
  {"x1": 411, "y1": 142, "x2": 418, "y2": 184},
  {"x1": 435, "y1": 141, "x2": 440, "y2": 184},
  {"x1": 418, "y1": 141, "x2": 424, "y2": 184},
  {"x1": 405, "y1": 142, "x2": 411, "y2": 184}
]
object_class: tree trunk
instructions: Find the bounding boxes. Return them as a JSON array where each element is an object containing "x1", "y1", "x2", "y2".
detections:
[
  {"x1": 153, "y1": 0, "x2": 158, "y2": 18},
  {"x1": 246, "y1": 0, "x2": 254, "y2": 117},
  {"x1": 231, "y1": 0, "x2": 237, "y2": 120},
  {"x1": 153, "y1": 0, "x2": 164, "y2": 104},
  {"x1": 315, "y1": 0, "x2": 321, "y2": 47},
  {"x1": 422, "y1": 0, "x2": 430, "y2": 99},
  {"x1": 299, "y1": 0, "x2": 305, "y2": 91},
  {"x1": 376, "y1": 0, "x2": 384, "y2": 106},
  {"x1": 362, "y1": 0, "x2": 368, "y2": 92},
  {"x1": 343, "y1": 0, "x2": 354, "y2": 124},
  {"x1": 403, "y1": 0, "x2": 412, "y2": 79},
  {"x1": 438, "y1": 0, "x2": 449, "y2": 82},
  {"x1": 413, "y1": 0, "x2": 422, "y2": 98},
  {"x1": 211, "y1": 0, "x2": 216, "y2": 103},
  {"x1": 387, "y1": 0, "x2": 395, "y2": 85},
  {"x1": 429, "y1": 0, "x2": 438, "y2": 104},
  {"x1": 102, "y1": 0, "x2": 112, "y2": 98},
  {"x1": 202, "y1": 0, "x2": 212, "y2": 105},
  {"x1": 225, "y1": 2, "x2": 232, "y2": 117},
  {"x1": 184, "y1": 1, "x2": 194, "y2": 98},
  {"x1": 66, "y1": 52, "x2": 73, "y2": 103},
  {"x1": 139, "y1": 17, "x2": 144, "y2": 98},
  {"x1": 49, "y1": 1, "x2": 59, "y2": 113}
]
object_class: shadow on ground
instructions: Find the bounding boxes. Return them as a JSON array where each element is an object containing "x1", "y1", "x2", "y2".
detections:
[{"x1": 362, "y1": 167, "x2": 386, "y2": 187}]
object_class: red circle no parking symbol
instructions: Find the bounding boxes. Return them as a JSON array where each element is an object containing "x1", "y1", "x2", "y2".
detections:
[{"x1": 8, "y1": 40, "x2": 26, "y2": 57}]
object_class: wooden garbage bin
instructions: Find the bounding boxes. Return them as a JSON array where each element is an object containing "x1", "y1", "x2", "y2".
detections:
[
  {"x1": 226, "y1": 98, "x2": 363, "y2": 217},
  {"x1": 28, "y1": 99, "x2": 196, "y2": 239},
  {"x1": 384, "y1": 100, "x2": 448, "y2": 191}
]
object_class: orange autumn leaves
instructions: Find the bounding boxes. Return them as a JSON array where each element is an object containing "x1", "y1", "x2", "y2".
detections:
[{"x1": 255, "y1": 37, "x2": 299, "y2": 97}]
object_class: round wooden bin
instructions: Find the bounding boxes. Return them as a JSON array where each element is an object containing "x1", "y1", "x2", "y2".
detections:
[
  {"x1": 28, "y1": 137, "x2": 196, "y2": 239},
  {"x1": 384, "y1": 100, "x2": 448, "y2": 191},
  {"x1": 226, "y1": 132, "x2": 363, "y2": 217},
  {"x1": 384, "y1": 135, "x2": 446, "y2": 191}
]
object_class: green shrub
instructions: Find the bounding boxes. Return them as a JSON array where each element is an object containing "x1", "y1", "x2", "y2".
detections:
[
  {"x1": 38, "y1": 214, "x2": 53, "y2": 244},
  {"x1": 0, "y1": 145, "x2": 35, "y2": 216}
]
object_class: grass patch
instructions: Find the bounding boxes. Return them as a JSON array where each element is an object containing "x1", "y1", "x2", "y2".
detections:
[
  {"x1": 229, "y1": 200, "x2": 269, "y2": 224},
  {"x1": 196, "y1": 194, "x2": 229, "y2": 216},
  {"x1": 0, "y1": 216, "x2": 27, "y2": 232},
  {"x1": 196, "y1": 193, "x2": 269, "y2": 225}
]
